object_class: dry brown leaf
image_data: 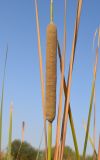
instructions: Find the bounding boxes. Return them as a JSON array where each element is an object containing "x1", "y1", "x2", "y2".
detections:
[
  {"x1": 59, "y1": 1, "x2": 83, "y2": 160},
  {"x1": 34, "y1": 0, "x2": 47, "y2": 159}
]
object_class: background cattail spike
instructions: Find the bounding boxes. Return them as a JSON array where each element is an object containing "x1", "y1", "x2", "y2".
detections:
[{"x1": 22, "y1": 121, "x2": 25, "y2": 143}]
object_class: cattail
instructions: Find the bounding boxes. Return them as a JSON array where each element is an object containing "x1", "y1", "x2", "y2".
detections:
[
  {"x1": 22, "y1": 121, "x2": 25, "y2": 143},
  {"x1": 45, "y1": 22, "x2": 57, "y2": 122},
  {"x1": 45, "y1": 1, "x2": 57, "y2": 159}
]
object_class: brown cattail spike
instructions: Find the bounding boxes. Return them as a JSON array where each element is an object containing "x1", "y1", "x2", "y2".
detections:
[
  {"x1": 46, "y1": 23, "x2": 57, "y2": 122},
  {"x1": 22, "y1": 121, "x2": 25, "y2": 143}
]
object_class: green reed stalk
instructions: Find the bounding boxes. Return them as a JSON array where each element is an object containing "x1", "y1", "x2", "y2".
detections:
[
  {"x1": 7, "y1": 104, "x2": 13, "y2": 160},
  {"x1": 83, "y1": 120, "x2": 97, "y2": 157},
  {"x1": 83, "y1": 48, "x2": 98, "y2": 158},
  {"x1": 59, "y1": 1, "x2": 83, "y2": 159},
  {"x1": 48, "y1": 122, "x2": 52, "y2": 160},
  {"x1": 54, "y1": 1, "x2": 66, "y2": 160},
  {"x1": 0, "y1": 46, "x2": 8, "y2": 152}
]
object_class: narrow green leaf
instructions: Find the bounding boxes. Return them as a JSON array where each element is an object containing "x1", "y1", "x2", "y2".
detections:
[
  {"x1": 83, "y1": 120, "x2": 97, "y2": 157},
  {"x1": 0, "y1": 45, "x2": 8, "y2": 151},
  {"x1": 83, "y1": 50, "x2": 98, "y2": 158}
]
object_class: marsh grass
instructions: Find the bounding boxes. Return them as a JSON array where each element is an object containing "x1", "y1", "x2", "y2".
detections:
[
  {"x1": 83, "y1": 40, "x2": 99, "y2": 159},
  {"x1": 83, "y1": 120, "x2": 97, "y2": 157},
  {"x1": 59, "y1": 1, "x2": 83, "y2": 159},
  {"x1": 57, "y1": 41, "x2": 80, "y2": 160},
  {"x1": 35, "y1": 0, "x2": 47, "y2": 159},
  {"x1": 7, "y1": 103, "x2": 13, "y2": 160},
  {"x1": 0, "y1": 46, "x2": 8, "y2": 152},
  {"x1": 34, "y1": 1, "x2": 100, "y2": 160},
  {"x1": 0, "y1": 1, "x2": 99, "y2": 160},
  {"x1": 54, "y1": 1, "x2": 67, "y2": 160}
]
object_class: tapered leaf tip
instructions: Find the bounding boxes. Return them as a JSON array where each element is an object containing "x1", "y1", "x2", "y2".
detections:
[{"x1": 10, "y1": 101, "x2": 13, "y2": 113}]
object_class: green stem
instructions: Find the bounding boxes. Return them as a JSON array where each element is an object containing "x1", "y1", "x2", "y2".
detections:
[
  {"x1": 83, "y1": 80, "x2": 95, "y2": 158},
  {"x1": 48, "y1": 122, "x2": 52, "y2": 160},
  {"x1": 69, "y1": 106, "x2": 80, "y2": 160},
  {"x1": 50, "y1": 0, "x2": 53, "y2": 23}
]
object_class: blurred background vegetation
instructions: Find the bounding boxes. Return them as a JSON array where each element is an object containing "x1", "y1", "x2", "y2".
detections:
[{"x1": 0, "y1": 140, "x2": 93, "y2": 160}]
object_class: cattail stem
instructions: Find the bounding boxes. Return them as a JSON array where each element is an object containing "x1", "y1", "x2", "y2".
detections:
[
  {"x1": 48, "y1": 122, "x2": 52, "y2": 160},
  {"x1": 50, "y1": 0, "x2": 53, "y2": 23}
]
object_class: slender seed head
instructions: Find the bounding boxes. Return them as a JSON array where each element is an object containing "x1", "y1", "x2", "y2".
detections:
[{"x1": 45, "y1": 23, "x2": 57, "y2": 122}]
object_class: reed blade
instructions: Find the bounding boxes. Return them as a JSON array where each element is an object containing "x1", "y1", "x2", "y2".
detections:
[
  {"x1": 0, "y1": 46, "x2": 8, "y2": 152},
  {"x1": 83, "y1": 120, "x2": 97, "y2": 157},
  {"x1": 57, "y1": 41, "x2": 80, "y2": 160},
  {"x1": 7, "y1": 103, "x2": 13, "y2": 160},
  {"x1": 34, "y1": 0, "x2": 47, "y2": 159},
  {"x1": 59, "y1": 1, "x2": 83, "y2": 159},
  {"x1": 83, "y1": 48, "x2": 99, "y2": 158},
  {"x1": 93, "y1": 89, "x2": 96, "y2": 159},
  {"x1": 54, "y1": 1, "x2": 67, "y2": 160}
]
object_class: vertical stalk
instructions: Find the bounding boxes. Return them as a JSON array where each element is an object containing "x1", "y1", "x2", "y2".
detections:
[
  {"x1": 93, "y1": 89, "x2": 96, "y2": 160},
  {"x1": 22, "y1": 121, "x2": 25, "y2": 143},
  {"x1": 34, "y1": 1, "x2": 48, "y2": 159},
  {"x1": 50, "y1": 0, "x2": 53, "y2": 23},
  {"x1": 48, "y1": 122, "x2": 52, "y2": 160},
  {"x1": 0, "y1": 46, "x2": 8, "y2": 152},
  {"x1": 47, "y1": 1, "x2": 53, "y2": 160},
  {"x1": 57, "y1": 41, "x2": 80, "y2": 160},
  {"x1": 7, "y1": 103, "x2": 13, "y2": 160},
  {"x1": 83, "y1": 48, "x2": 98, "y2": 158}
]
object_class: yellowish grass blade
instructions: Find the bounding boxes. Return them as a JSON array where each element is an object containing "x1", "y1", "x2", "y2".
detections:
[
  {"x1": 83, "y1": 48, "x2": 99, "y2": 158},
  {"x1": 83, "y1": 120, "x2": 97, "y2": 157},
  {"x1": 34, "y1": 0, "x2": 47, "y2": 159},
  {"x1": 0, "y1": 45, "x2": 8, "y2": 152},
  {"x1": 54, "y1": 0, "x2": 67, "y2": 160},
  {"x1": 7, "y1": 103, "x2": 13, "y2": 160},
  {"x1": 93, "y1": 89, "x2": 96, "y2": 156},
  {"x1": 59, "y1": 1, "x2": 83, "y2": 160},
  {"x1": 57, "y1": 41, "x2": 80, "y2": 160}
]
